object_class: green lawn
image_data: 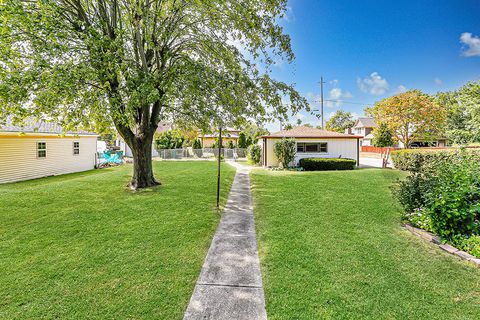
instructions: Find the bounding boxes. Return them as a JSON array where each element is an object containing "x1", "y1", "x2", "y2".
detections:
[
  {"x1": 0, "y1": 161, "x2": 235, "y2": 319},
  {"x1": 251, "y1": 168, "x2": 480, "y2": 319}
]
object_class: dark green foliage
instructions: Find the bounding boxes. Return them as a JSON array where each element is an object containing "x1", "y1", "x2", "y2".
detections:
[
  {"x1": 299, "y1": 158, "x2": 356, "y2": 171},
  {"x1": 192, "y1": 138, "x2": 202, "y2": 149},
  {"x1": 394, "y1": 151, "x2": 480, "y2": 255},
  {"x1": 227, "y1": 140, "x2": 235, "y2": 149},
  {"x1": 273, "y1": 138, "x2": 296, "y2": 168},
  {"x1": 247, "y1": 144, "x2": 262, "y2": 164},
  {"x1": 390, "y1": 149, "x2": 451, "y2": 171},
  {"x1": 238, "y1": 132, "x2": 247, "y2": 148},
  {"x1": 372, "y1": 122, "x2": 394, "y2": 147},
  {"x1": 325, "y1": 110, "x2": 355, "y2": 133},
  {"x1": 154, "y1": 130, "x2": 185, "y2": 150}
]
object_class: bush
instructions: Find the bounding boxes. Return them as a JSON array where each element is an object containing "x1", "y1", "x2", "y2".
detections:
[
  {"x1": 390, "y1": 149, "x2": 450, "y2": 172},
  {"x1": 454, "y1": 235, "x2": 480, "y2": 258},
  {"x1": 273, "y1": 138, "x2": 296, "y2": 168},
  {"x1": 192, "y1": 138, "x2": 202, "y2": 149},
  {"x1": 299, "y1": 158, "x2": 356, "y2": 171},
  {"x1": 227, "y1": 140, "x2": 235, "y2": 149},
  {"x1": 394, "y1": 151, "x2": 480, "y2": 240},
  {"x1": 247, "y1": 144, "x2": 261, "y2": 165}
]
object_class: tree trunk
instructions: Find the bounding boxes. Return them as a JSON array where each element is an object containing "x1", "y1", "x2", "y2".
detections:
[{"x1": 129, "y1": 135, "x2": 160, "y2": 190}]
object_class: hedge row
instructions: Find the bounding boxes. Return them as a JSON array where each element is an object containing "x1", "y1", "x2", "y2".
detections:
[
  {"x1": 299, "y1": 158, "x2": 356, "y2": 171},
  {"x1": 391, "y1": 148, "x2": 480, "y2": 172}
]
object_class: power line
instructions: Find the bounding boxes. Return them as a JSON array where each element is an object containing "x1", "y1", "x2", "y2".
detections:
[{"x1": 312, "y1": 98, "x2": 374, "y2": 106}]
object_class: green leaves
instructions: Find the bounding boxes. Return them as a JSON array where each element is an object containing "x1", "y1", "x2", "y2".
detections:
[{"x1": 0, "y1": 0, "x2": 307, "y2": 135}]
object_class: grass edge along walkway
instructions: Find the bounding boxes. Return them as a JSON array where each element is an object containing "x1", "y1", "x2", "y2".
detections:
[
  {"x1": 0, "y1": 161, "x2": 235, "y2": 319},
  {"x1": 251, "y1": 168, "x2": 480, "y2": 320}
]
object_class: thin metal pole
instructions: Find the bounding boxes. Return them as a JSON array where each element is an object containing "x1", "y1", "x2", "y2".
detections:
[
  {"x1": 320, "y1": 76, "x2": 324, "y2": 129},
  {"x1": 216, "y1": 127, "x2": 222, "y2": 208}
]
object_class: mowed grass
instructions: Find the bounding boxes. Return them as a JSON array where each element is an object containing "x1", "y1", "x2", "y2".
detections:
[
  {"x1": 0, "y1": 161, "x2": 235, "y2": 319},
  {"x1": 251, "y1": 168, "x2": 480, "y2": 319}
]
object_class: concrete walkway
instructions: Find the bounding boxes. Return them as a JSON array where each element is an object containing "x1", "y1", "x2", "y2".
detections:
[{"x1": 184, "y1": 162, "x2": 267, "y2": 320}]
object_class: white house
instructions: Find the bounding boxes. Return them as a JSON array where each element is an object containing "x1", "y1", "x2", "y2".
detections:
[
  {"x1": 258, "y1": 126, "x2": 362, "y2": 167},
  {"x1": 349, "y1": 117, "x2": 376, "y2": 146},
  {"x1": 0, "y1": 119, "x2": 98, "y2": 184}
]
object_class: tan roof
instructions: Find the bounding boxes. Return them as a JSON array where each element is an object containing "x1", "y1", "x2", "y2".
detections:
[{"x1": 259, "y1": 126, "x2": 362, "y2": 139}]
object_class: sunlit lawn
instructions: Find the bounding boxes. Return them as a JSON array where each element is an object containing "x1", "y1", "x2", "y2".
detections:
[
  {"x1": 0, "y1": 161, "x2": 235, "y2": 319},
  {"x1": 252, "y1": 168, "x2": 480, "y2": 319}
]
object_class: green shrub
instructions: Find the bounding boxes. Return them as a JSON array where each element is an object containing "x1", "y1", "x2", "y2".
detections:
[
  {"x1": 247, "y1": 144, "x2": 262, "y2": 164},
  {"x1": 454, "y1": 235, "x2": 480, "y2": 258},
  {"x1": 394, "y1": 151, "x2": 480, "y2": 240},
  {"x1": 273, "y1": 138, "x2": 296, "y2": 168},
  {"x1": 393, "y1": 172, "x2": 434, "y2": 214},
  {"x1": 390, "y1": 149, "x2": 451, "y2": 172},
  {"x1": 192, "y1": 138, "x2": 202, "y2": 149},
  {"x1": 299, "y1": 158, "x2": 356, "y2": 171},
  {"x1": 424, "y1": 156, "x2": 480, "y2": 239},
  {"x1": 227, "y1": 140, "x2": 235, "y2": 149}
]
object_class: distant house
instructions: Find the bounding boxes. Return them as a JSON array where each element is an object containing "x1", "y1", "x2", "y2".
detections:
[
  {"x1": 200, "y1": 128, "x2": 240, "y2": 148},
  {"x1": 347, "y1": 117, "x2": 448, "y2": 149},
  {"x1": 0, "y1": 118, "x2": 98, "y2": 184},
  {"x1": 348, "y1": 117, "x2": 377, "y2": 147},
  {"x1": 258, "y1": 126, "x2": 361, "y2": 167}
]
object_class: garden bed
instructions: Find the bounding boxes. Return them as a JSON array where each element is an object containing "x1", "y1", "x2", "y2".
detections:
[{"x1": 404, "y1": 224, "x2": 480, "y2": 267}]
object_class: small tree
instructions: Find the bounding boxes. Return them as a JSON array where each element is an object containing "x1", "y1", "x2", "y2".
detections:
[
  {"x1": 372, "y1": 123, "x2": 394, "y2": 147},
  {"x1": 192, "y1": 139, "x2": 202, "y2": 149},
  {"x1": 154, "y1": 130, "x2": 185, "y2": 151},
  {"x1": 325, "y1": 110, "x2": 355, "y2": 133},
  {"x1": 366, "y1": 90, "x2": 446, "y2": 148},
  {"x1": 247, "y1": 145, "x2": 262, "y2": 165},
  {"x1": 238, "y1": 132, "x2": 248, "y2": 148},
  {"x1": 227, "y1": 140, "x2": 235, "y2": 149},
  {"x1": 273, "y1": 138, "x2": 296, "y2": 168}
]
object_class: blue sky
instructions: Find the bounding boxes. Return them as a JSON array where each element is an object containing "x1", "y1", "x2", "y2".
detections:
[{"x1": 267, "y1": 0, "x2": 480, "y2": 131}]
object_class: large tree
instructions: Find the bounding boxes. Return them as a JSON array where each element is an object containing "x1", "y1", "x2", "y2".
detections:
[
  {"x1": 325, "y1": 110, "x2": 354, "y2": 133},
  {"x1": 0, "y1": 0, "x2": 307, "y2": 189},
  {"x1": 436, "y1": 81, "x2": 480, "y2": 145},
  {"x1": 366, "y1": 90, "x2": 446, "y2": 148}
]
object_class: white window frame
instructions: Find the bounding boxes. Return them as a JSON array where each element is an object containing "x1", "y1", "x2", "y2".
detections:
[
  {"x1": 37, "y1": 141, "x2": 47, "y2": 158},
  {"x1": 73, "y1": 141, "x2": 80, "y2": 155}
]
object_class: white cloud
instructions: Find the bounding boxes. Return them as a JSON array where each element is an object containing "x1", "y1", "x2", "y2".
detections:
[
  {"x1": 460, "y1": 32, "x2": 480, "y2": 57},
  {"x1": 330, "y1": 88, "x2": 342, "y2": 100},
  {"x1": 342, "y1": 91, "x2": 353, "y2": 99},
  {"x1": 396, "y1": 85, "x2": 407, "y2": 93},
  {"x1": 434, "y1": 78, "x2": 443, "y2": 85},
  {"x1": 357, "y1": 72, "x2": 389, "y2": 95}
]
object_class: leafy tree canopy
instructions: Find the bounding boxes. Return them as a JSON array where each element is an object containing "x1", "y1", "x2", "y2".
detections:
[
  {"x1": 366, "y1": 90, "x2": 446, "y2": 148},
  {"x1": 0, "y1": 0, "x2": 307, "y2": 188},
  {"x1": 325, "y1": 110, "x2": 354, "y2": 133},
  {"x1": 436, "y1": 81, "x2": 480, "y2": 145}
]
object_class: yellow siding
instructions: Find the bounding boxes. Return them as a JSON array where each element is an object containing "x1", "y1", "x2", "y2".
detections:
[
  {"x1": 262, "y1": 138, "x2": 358, "y2": 167},
  {"x1": 0, "y1": 136, "x2": 97, "y2": 184}
]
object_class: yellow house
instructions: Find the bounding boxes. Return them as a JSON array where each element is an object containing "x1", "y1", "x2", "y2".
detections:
[
  {"x1": 0, "y1": 119, "x2": 98, "y2": 184},
  {"x1": 200, "y1": 128, "x2": 240, "y2": 148},
  {"x1": 258, "y1": 126, "x2": 362, "y2": 167}
]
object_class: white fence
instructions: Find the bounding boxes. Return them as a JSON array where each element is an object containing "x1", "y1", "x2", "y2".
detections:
[{"x1": 155, "y1": 148, "x2": 247, "y2": 160}]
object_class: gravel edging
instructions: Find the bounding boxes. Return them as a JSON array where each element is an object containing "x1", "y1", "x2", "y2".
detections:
[{"x1": 403, "y1": 224, "x2": 480, "y2": 267}]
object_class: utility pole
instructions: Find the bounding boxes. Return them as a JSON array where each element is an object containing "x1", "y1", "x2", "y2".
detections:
[
  {"x1": 320, "y1": 76, "x2": 325, "y2": 129},
  {"x1": 216, "y1": 127, "x2": 222, "y2": 208}
]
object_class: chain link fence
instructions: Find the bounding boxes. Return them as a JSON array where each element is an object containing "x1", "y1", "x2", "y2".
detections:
[{"x1": 155, "y1": 148, "x2": 247, "y2": 160}]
